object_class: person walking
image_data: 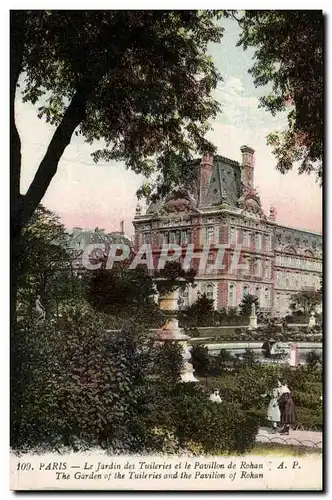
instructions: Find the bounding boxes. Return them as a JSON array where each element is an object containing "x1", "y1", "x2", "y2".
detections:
[{"x1": 278, "y1": 382, "x2": 296, "y2": 435}]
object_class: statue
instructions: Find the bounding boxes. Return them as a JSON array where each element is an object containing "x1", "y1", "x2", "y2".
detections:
[
  {"x1": 209, "y1": 389, "x2": 222, "y2": 404},
  {"x1": 269, "y1": 206, "x2": 276, "y2": 221},
  {"x1": 35, "y1": 295, "x2": 46, "y2": 322},
  {"x1": 308, "y1": 311, "x2": 316, "y2": 328},
  {"x1": 135, "y1": 203, "x2": 142, "y2": 216},
  {"x1": 249, "y1": 301, "x2": 257, "y2": 330}
]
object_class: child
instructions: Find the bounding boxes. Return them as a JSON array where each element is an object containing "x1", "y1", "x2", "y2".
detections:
[{"x1": 267, "y1": 387, "x2": 281, "y2": 433}]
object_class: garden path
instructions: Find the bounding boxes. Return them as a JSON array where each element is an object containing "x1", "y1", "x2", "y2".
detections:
[{"x1": 256, "y1": 428, "x2": 322, "y2": 449}]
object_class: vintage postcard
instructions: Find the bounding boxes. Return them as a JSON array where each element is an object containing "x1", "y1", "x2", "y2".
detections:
[{"x1": 10, "y1": 9, "x2": 323, "y2": 491}]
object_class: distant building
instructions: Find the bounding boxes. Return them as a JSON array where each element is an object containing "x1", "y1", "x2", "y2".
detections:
[
  {"x1": 66, "y1": 226, "x2": 133, "y2": 269},
  {"x1": 133, "y1": 146, "x2": 322, "y2": 316}
]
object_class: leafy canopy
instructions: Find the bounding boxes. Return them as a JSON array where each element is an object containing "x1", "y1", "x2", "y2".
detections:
[
  {"x1": 290, "y1": 290, "x2": 322, "y2": 316},
  {"x1": 236, "y1": 10, "x2": 323, "y2": 183},
  {"x1": 17, "y1": 11, "x2": 224, "y2": 215}
]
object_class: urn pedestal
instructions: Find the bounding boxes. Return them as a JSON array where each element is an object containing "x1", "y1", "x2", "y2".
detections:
[{"x1": 155, "y1": 317, "x2": 198, "y2": 383}]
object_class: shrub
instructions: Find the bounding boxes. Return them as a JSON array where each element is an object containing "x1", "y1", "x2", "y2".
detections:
[
  {"x1": 11, "y1": 304, "x2": 185, "y2": 453},
  {"x1": 165, "y1": 384, "x2": 259, "y2": 454},
  {"x1": 191, "y1": 344, "x2": 210, "y2": 377}
]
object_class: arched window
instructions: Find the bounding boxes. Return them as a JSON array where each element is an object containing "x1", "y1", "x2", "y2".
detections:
[
  {"x1": 206, "y1": 283, "x2": 214, "y2": 301},
  {"x1": 243, "y1": 284, "x2": 249, "y2": 297},
  {"x1": 264, "y1": 287, "x2": 270, "y2": 307},
  {"x1": 255, "y1": 286, "x2": 261, "y2": 306},
  {"x1": 228, "y1": 283, "x2": 236, "y2": 307},
  {"x1": 285, "y1": 274, "x2": 290, "y2": 288},
  {"x1": 264, "y1": 234, "x2": 270, "y2": 251},
  {"x1": 275, "y1": 293, "x2": 280, "y2": 310}
]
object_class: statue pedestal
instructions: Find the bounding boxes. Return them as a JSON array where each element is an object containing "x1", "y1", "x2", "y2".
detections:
[
  {"x1": 288, "y1": 343, "x2": 300, "y2": 367},
  {"x1": 248, "y1": 314, "x2": 257, "y2": 330}
]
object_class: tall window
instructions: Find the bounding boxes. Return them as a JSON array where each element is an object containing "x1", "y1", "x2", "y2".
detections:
[
  {"x1": 230, "y1": 226, "x2": 236, "y2": 244},
  {"x1": 264, "y1": 234, "x2": 269, "y2": 251},
  {"x1": 206, "y1": 252, "x2": 214, "y2": 274},
  {"x1": 142, "y1": 232, "x2": 150, "y2": 244},
  {"x1": 275, "y1": 293, "x2": 280, "y2": 310},
  {"x1": 243, "y1": 284, "x2": 249, "y2": 297},
  {"x1": 265, "y1": 260, "x2": 271, "y2": 279},
  {"x1": 228, "y1": 283, "x2": 236, "y2": 307},
  {"x1": 255, "y1": 232, "x2": 261, "y2": 249},
  {"x1": 243, "y1": 231, "x2": 250, "y2": 247},
  {"x1": 255, "y1": 258, "x2": 261, "y2": 277},
  {"x1": 205, "y1": 226, "x2": 214, "y2": 244},
  {"x1": 264, "y1": 288, "x2": 270, "y2": 308},
  {"x1": 181, "y1": 230, "x2": 188, "y2": 245},
  {"x1": 206, "y1": 283, "x2": 214, "y2": 301},
  {"x1": 285, "y1": 274, "x2": 290, "y2": 288},
  {"x1": 242, "y1": 256, "x2": 251, "y2": 276},
  {"x1": 255, "y1": 286, "x2": 261, "y2": 306}
]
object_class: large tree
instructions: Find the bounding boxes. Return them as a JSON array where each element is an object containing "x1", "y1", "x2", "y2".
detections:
[
  {"x1": 11, "y1": 11, "x2": 223, "y2": 234},
  {"x1": 11, "y1": 11, "x2": 223, "y2": 320},
  {"x1": 290, "y1": 290, "x2": 322, "y2": 316},
  {"x1": 238, "y1": 293, "x2": 259, "y2": 317},
  {"x1": 235, "y1": 10, "x2": 323, "y2": 183},
  {"x1": 16, "y1": 205, "x2": 86, "y2": 319}
]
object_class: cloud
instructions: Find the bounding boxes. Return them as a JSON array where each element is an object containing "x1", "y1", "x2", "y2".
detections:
[{"x1": 213, "y1": 76, "x2": 287, "y2": 132}]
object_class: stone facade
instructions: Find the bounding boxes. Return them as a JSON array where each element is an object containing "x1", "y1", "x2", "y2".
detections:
[{"x1": 133, "y1": 146, "x2": 322, "y2": 316}]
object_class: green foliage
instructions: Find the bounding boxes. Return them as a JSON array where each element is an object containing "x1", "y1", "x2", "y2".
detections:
[
  {"x1": 179, "y1": 293, "x2": 215, "y2": 327},
  {"x1": 305, "y1": 350, "x2": 322, "y2": 368},
  {"x1": 236, "y1": 10, "x2": 323, "y2": 182},
  {"x1": 154, "y1": 262, "x2": 196, "y2": 296},
  {"x1": 12, "y1": 305, "x2": 147, "y2": 451},
  {"x1": 87, "y1": 266, "x2": 164, "y2": 328},
  {"x1": 12, "y1": 300, "x2": 260, "y2": 454},
  {"x1": 290, "y1": 290, "x2": 322, "y2": 316},
  {"x1": 153, "y1": 342, "x2": 184, "y2": 383},
  {"x1": 200, "y1": 361, "x2": 322, "y2": 431},
  {"x1": 16, "y1": 205, "x2": 84, "y2": 319},
  {"x1": 238, "y1": 294, "x2": 259, "y2": 317},
  {"x1": 191, "y1": 344, "x2": 210, "y2": 376},
  {"x1": 148, "y1": 383, "x2": 259, "y2": 454}
]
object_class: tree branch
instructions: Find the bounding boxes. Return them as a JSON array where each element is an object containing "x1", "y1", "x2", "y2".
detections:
[
  {"x1": 10, "y1": 11, "x2": 26, "y2": 203},
  {"x1": 22, "y1": 89, "x2": 88, "y2": 226}
]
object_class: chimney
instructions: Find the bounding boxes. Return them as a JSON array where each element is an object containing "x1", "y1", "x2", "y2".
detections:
[
  {"x1": 198, "y1": 153, "x2": 213, "y2": 206},
  {"x1": 240, "y1": 145, "x2": 255, "y2": 189}
]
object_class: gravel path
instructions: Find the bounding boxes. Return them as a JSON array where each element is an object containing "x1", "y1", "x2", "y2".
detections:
[{"x1": 256, "y1": 428, "x2": 323, "y2": 449}]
